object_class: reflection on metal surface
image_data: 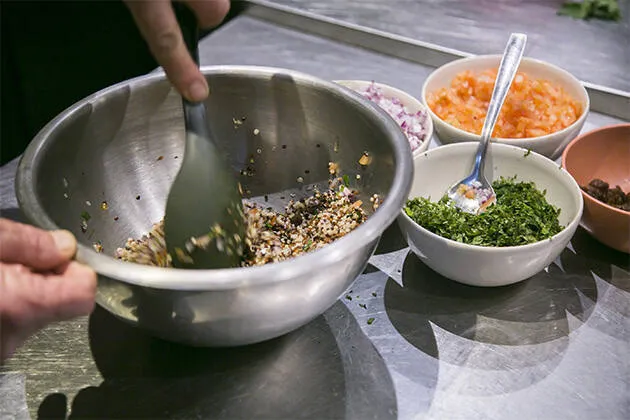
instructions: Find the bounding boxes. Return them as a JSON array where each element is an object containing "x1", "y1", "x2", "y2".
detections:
[
  {"x1": 23, "y1": 302, "x2": 396, "y2": 419},
  {"x1": 247, "y1": 0, "x2": 630, "y2": 120}
]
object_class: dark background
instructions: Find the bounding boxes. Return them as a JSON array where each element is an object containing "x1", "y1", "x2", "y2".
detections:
[{"x1": 0, "y1": 0, "x2": 246, "y2": 166}]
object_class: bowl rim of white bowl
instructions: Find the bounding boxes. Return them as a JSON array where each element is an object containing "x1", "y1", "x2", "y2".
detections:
[
  {"x1": 15, "y1": 65, "x2": 414, "y2": 291},
  {"x1": 334, "y1": 79, "x2": 433, "y2": 156},
  {"x1": 400, "y1": 142, "x2": 584, "y2": 252},
  {"x1": 420, "y1": 55, "x2": 590, "y2": 144}
]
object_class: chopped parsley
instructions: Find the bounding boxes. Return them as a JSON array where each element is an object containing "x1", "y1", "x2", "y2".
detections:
[
  {"x1": 80, "y1": 211, "x2": 91, "y2": 222},
  {"x1": 558, "y1": 0, "x2": 621, "y2": 21},
  {"x1": 404, "y1": 176, "x2": 564, "y2": 247},
  {"x1": 367, "y1": 317, "x2": 375, "y2": 325}
]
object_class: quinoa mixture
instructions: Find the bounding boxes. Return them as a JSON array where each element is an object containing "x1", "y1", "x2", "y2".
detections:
[{"x1": 116, "y1": 187, "x2": 369, "y2": 267}]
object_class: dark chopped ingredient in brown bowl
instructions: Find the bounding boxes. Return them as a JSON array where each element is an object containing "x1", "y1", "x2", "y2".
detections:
[{"x1": 581, "y1": 179, "x2": 630, "y2": 211}]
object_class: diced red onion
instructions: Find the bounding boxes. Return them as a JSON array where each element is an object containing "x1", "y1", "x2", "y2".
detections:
[{"x1": 358, "y1": 82, "x2": 428, "y2": 152}]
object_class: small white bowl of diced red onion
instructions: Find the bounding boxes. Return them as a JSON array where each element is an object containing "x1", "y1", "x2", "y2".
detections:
[{"x1": 335, "y1": 80, "x2": 433, "y2": 158}]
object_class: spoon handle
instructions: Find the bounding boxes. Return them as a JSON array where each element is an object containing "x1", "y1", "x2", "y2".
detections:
[
  {"x1": 473, "y1": 33, "x2": 527, "y2": 175},
  {"x1": 173, "y1": 3, "x2": 212, "y2": 140}
]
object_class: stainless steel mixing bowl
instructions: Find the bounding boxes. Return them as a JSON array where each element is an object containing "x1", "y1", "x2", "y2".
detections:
[{"x1": 15, "y1": 65, "x2": 413, "y2": 346}]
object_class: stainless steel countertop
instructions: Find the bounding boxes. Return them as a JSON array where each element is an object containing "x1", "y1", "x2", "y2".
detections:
[
  {"x1": 1, "y1": 14, "x2": 629, "y2": 420},
  {"x1": 266, "y1": 0, "x2": 630, "y2": 92}
]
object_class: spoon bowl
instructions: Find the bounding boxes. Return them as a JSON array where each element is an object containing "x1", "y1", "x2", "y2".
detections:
[
  {"x1": 446, "y1": 33, "x2": 527, "y2": 215},
  {"x1": 446, "y1": 173, "x2": 496, "y2": 214}
]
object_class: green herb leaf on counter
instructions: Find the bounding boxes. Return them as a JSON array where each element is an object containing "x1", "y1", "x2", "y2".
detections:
[
  {"x1": 80, "y1": 211, "x2": 91, "y2": 221},
  {"x1": 367, "y1": 317, "x2": 375, "y2": 325},
  {"x1": 404, "y1": 176, "x2": 564, "y2": 247},
  {"x1": 558, "y1": 0, "x2": 621, "y2": 21}
]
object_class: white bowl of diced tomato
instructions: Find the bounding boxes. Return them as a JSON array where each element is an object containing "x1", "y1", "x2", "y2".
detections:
[{"x1": 421, "y1": 55, "x2": 590, "y2": 161}]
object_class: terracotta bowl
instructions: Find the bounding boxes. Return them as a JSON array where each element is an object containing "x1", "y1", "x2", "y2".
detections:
[{"x1": 562, "y1": 124, "x2": 630, "y2": 253}]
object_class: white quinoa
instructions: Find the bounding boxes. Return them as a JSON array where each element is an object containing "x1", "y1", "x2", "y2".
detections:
[{"x1": 115, "y1": 188, "x2": 367, "y2": 268}]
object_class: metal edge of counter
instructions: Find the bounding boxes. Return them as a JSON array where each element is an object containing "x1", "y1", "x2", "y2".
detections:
[{"x1": 237, "y1": 0, "x2": 630, "y2": 122}]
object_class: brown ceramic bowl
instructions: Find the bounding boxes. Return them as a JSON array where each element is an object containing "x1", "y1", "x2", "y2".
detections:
[{"x1": 562, "y1": 124, "x2": 630, "y2": 253}]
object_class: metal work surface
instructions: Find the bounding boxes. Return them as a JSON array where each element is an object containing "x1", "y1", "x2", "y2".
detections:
[
  {"x1": 242, "y1": 0, "x2": 630, "y2": 121},
  {"x1": 1, "y1": 14, "x2": 630, "y2": 420},
  {"x1": 263, "y1": 0, "x2": 630, "y2": 94}
]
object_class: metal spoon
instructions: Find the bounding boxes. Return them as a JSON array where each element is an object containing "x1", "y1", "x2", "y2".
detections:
[
  {"x1": 164, "y1": 3, "x2": 246, "y2": 269},
  {"x1": 446, "y1": 33, "x2": 527, "y2": 215}
]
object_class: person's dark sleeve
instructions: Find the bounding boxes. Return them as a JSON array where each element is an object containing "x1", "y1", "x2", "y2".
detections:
[{"x1": 1, "y1": 0, "x2": 158, "y2": 165}]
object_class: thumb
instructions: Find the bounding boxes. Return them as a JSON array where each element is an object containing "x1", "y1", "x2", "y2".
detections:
[{"x1": 0, "y1": 218, "x2": 76, "y2": 271}]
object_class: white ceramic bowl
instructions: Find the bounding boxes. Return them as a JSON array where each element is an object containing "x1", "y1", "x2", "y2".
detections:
[
  {"x1": 421, "y1": 56, "x2": 590, "y2": 161},
  {"x1": 397, "y1": 142, "x2": 584, "y2": 287},
  {"x1": 336, "y1": 80, "x2": 433, "y2": 157}
]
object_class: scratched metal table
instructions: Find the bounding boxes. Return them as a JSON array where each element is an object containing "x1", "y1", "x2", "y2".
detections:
[
  {"x1": 1, "y1": 6, "x2": 630, "y2": 420},
  {"x1": 265, "y1": 0, "x2": 630, "y2": 93}
]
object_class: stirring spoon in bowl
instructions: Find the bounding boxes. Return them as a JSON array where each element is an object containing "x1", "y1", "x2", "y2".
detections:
[
  {"x1": 446, "y1": 33, "x2": 527, "y2": 215},
  {"x1": 164, "y1": 3, "x2": 246, "y2": 269}
]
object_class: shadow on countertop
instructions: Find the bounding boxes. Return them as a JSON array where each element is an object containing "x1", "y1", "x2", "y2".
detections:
[
  {"x1": 381, "y1": 224, "x2": 608, "y2": 395},
  {"x1": 37, "y1": 302, "x2": 397, "y2": 420},
  {"x1": 373, "y1": 221, "x2": 408, "y2": 256},
  {"x1": 565, "y1": 226, "x2": 630, "y2": 293},
  {"x1": 380, "y1": 223, "x2": 630, "y2": 361},
  {"x1": 386, "y1": 249, "x2": 597, "y2": 343}
]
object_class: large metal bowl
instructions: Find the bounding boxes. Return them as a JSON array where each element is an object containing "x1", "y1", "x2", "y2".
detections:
[{"x1": 15, "y1": 66, "x2": 413, "y2": 346}]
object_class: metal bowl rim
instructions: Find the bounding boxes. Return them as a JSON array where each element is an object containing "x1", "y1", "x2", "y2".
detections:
[{"x1": 16, "y1": 65, "x2": 413, "y2": 291}]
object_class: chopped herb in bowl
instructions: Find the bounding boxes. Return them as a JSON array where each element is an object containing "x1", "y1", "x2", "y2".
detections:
[{"x1": 404, "y1": 176, "x2": 564, "y2": 247}]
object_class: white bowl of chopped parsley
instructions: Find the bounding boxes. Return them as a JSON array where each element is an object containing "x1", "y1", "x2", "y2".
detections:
[{"x1": 398, "y1": 142, "x2": 584, "y2": 287}]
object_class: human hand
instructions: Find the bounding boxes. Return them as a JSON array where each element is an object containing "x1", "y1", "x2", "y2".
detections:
[
  {"x1": 0, "y1": 218, "x2": 97, "y2": 363},
  {"x1": 124, "y1": 0, "x2": 231, "y2": 102}
]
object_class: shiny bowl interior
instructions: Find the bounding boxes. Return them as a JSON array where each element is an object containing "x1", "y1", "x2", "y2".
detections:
[{"x1": 16, "y1": 65, "x2": 413, "y2": 346}]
